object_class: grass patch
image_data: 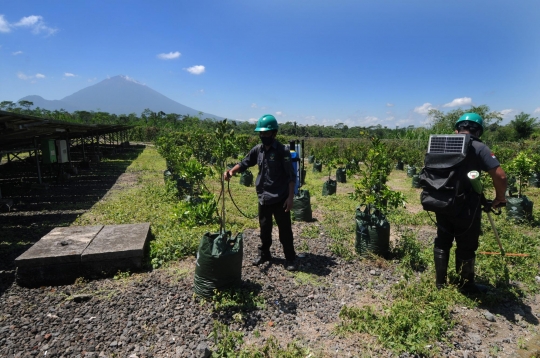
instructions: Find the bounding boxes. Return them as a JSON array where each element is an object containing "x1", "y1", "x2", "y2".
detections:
[
  {"x1": 293, "y1": 271, "x2": 325, "y2": 287},
  {"x1": 210, "y1": 321, "x2": 311, "y2": 357},
  {"x1": 337, "y1": 274, "x2": 472, "y2": 356}
]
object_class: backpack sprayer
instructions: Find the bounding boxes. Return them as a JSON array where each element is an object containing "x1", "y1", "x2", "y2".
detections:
[{"x1": 468, "y1": 171, "x2": 529, "y2": 257}]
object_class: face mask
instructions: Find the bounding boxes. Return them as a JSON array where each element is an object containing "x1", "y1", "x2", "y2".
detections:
[{"x1": 260, "y1": 136, "x2": 274, "y2": 146}]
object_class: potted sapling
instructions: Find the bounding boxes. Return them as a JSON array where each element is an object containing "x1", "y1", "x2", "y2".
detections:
[
  {"x1": 352, "y1": 137, "x2": 405, "y2": 257},
  {"x1": 193, "y1": 120, "x2": 243, "y2": 299},
  {"x1": 504, "y1": 151, "x2": 535, "y2": 222}
]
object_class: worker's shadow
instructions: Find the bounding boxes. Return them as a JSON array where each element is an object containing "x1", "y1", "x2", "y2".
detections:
[
  {"x1": 480, "y1": 298, "x2": 539, "y2": 327},
  {"x1": 277, "y1": 253, "x2": 337, "y2": 277},
  {"x1": 477, "y1": 270, "x2": 539, "y2": 327}
]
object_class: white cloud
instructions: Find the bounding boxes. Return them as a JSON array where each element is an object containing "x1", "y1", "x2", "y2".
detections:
[
  {"x1": 88, "y1": 78, "x2": 97, "y2": 82},
  {"x1": 17, "y1": 72, "x2": 30, "y2": 80},
  {"x1": 12, "y1": 51, "x2": 23, "y2": 55},
  {"x1": 534, "y1": 107, "x2": 540, "y2": 113},
  {"x1": 275, "y1": 111, "x2": 282, "y2": 116},
  {"x1": 386, "y1": 103, "x2": 394, "y2": 107},
  {"x1": 386, "y1": 116, "x2": 395, "y2": 121},
  {"x1": 185, "y1": 65, "x2": 205, "y2": 75},
  {"x1": 500, "y1": 109, "x2": 513, "y2": 116},
  {"x1": 64, "y1": 72, "x2": 75, "y2": 77},
  {"x1": 14, "y1": 15, "x2": 41, "y2": 27},
  {"x1": 414, "y1": 103, "x2": 435, "y2": 115},
  {"x1": 198, "y1": 89, "x2": 204, "y2": 94},
  {"x1": 120, "y1": 75, "x2": 142, "y2": 84},
  {"x1": 361, "y1": 116, "x2": 380, "y2": 126},
  {"x1": 157, "y1": 51, "x2": 181, "y2": 60},
  {"x1": 0, "y1": 15, "x2": 11, "y2": 33},
  {"x1": 13, "y1": 15, "x2": 57, "y2": 36},
  {"x1": 17, "y1": 72, "x2": 45, "y2": 81},
  {"x1": 248, "y1": 117, "x2": 258, "y2": 123},
  {"x1": 251, "y1": 103, "x2": 257, "y2": 108},
  {"x1": 443, "y1": 97, "x2": 472, "y2": 108}
]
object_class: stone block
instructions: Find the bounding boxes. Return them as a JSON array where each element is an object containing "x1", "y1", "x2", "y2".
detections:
[
  {"x1": 81, "y1": 223, "x2": 151, "y2": 276},
  {"x1": 15, "y1": 225, "x2": 103, "y2": 286}
]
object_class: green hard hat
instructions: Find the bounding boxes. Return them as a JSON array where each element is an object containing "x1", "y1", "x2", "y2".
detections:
[
  {"x1": 254, "y1": 114, "x2": 279, "y2": 132},
  {"x1": 455, "y1": 112, "x2": 484, "y2": 130}
]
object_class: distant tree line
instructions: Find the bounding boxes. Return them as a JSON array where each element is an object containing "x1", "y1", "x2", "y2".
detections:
[{"x1": 1, "y1": 100, "x2": 538, "y2": 142}]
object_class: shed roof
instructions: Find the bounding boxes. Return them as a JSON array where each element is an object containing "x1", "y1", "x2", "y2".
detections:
[{"x1": 0, "y1": 110, "x2": 132, "y2": 152}]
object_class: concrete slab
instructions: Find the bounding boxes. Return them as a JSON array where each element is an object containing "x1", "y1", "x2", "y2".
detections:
[
  {"x1": 15, "y1": 225, "x2": 103, "y2": 286},
  {"x1": 16, "y1": 225, "x2": 103, "y2": 267},
  {"x1": 81, "y1": 223, "x2": 150, "y2": 275}
]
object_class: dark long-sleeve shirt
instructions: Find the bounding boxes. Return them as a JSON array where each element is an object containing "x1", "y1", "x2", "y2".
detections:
[{"x1": 238, "y1": 140, "x2": 295, "y2": 205}]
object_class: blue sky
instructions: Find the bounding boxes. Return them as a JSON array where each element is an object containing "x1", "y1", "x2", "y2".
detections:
[{"x1": 1, "y1": 1, "x2": 539, "y2": 127}]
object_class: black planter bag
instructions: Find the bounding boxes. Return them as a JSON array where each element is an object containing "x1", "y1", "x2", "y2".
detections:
[
  {"x1": 395, "y1": 161, "x2": 404, "y2": 170},
  {"x1": 239, "y1": 170, "x2": 253, "y2": 186},
  {"x1": 506, "y1": 176, "x2": 518, "y2": 197},
  {"x1": 406, "y1": 165, "x2": 417, "y2": 177},
  {"x1": 506, "y1": 196, "x2": 534, "y2": 222},
  {"x1": 529, "y1": 173, "x2": 540, "y2": 188},
  {"x1": 292, "y1": 190, "x2": 312, "y2": 222},
  {"x1": 411, "y1": 174, "x2": 421, "y2": 188},
  {"x1": 313, "y1": 162, "x2": 322, "y2": 172},
  {"x1": 308, "y1": 155, "x2": 315, "y2": 164},
  {"x1": 336, "y1": 168, "x2": 347, "y2": 183},
  {"x1": 355, "y1": 206, "x2": 390, "y2": 257},
  {"x1": 346, "y1": 161, "x2": 359, "y2": 172},
  {"x1": 322, "y1": 179, "x2": 337, "y2": 196},
  {"x1": 194, "y1": 231, "x2": 243, "y2": 299}
]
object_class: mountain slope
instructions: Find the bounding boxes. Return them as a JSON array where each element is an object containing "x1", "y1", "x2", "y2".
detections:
[{"x1": 19, "y1": 75, "x2": 224, "y2": 119}]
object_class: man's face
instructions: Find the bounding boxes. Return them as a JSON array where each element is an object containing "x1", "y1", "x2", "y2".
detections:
[
  {"x1": 259, "y1": 131, "x2": 274, "y2": 138},
  {"x1": 259, "y1": 131, "x2": 274, "y2": 137}
]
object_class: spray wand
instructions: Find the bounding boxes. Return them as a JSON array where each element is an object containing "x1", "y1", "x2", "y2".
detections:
[{"x1": 468, "y1": 171, "x2": 529, "y2": 257}]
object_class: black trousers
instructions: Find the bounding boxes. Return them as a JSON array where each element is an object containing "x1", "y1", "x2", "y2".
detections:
[
  {"x1": 258, "y1": 198, "x2": 296, "y2": 261},
  {"x1": 434, "y1": 212, "x2": 481, "y2": 260}
]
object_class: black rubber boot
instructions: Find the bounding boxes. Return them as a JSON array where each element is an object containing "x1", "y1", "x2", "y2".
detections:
[
  {"x1": 434, "y1": 248, "x2": 449, "y2": 289},
  {"x1": 456, "y1": 257, "x2": 488, "y2": 294},
  {"x1": 252, "y1": 249, "x2": 271, "y2": 266}
]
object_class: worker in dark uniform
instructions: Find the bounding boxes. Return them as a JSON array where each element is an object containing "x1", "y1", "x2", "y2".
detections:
[
  {"x1": 433, "y1": 113, "x2": 507, "y2": 293},
  {"x1": 224, "y1": 114, "x2": 297, "y2": 271}
]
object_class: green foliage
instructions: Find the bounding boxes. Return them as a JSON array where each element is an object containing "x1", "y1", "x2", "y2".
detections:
[
  {"x1": 209, "y1": 321, "x2": 309, "y2": 358},
  {"x1": 172, "y1": 194, "x2": 219, "y2": 227},
  {"x1": 337, "y1": 275, "x2": 462, "y2": 355},
  {"x1": 427, "y1": 104, "x2": 502, "y2": 135},
  {"x1": 209, "y1": 321, "x2": 245, "y2": 357},
  {"x1": 504, "y1": 151, "x2": 536, "y2": 197},
  {"x1": 113, "y1": 270, "x2": 131, "y2": 280},
  {"x1": 352, "y1": 137, "x2": 406, "y2": 215},
  {"x1": 212, "y1": 288, "x2": 266, "y2": 312},
  {"x1": 391, "y1": 230, "x2": 429, "y2": 272},
  {"x1": 511, "y1": 112, "x2": 539, "y2": 140}
]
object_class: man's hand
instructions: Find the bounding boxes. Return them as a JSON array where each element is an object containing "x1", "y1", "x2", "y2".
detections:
[
  {"x1": 492, "y1": 198, "x2": 506, "y2": 209},
  {"x1": 283, "y1": 196, "x2": 294, "y2": 212},
  {"x1": 223, "y1": 170, "x2": 232, "y2": 181}
]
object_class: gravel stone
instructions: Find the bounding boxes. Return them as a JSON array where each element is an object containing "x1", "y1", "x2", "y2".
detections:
[{"x1": 484, "y1": 311, "x2": 496, "y2": 322}]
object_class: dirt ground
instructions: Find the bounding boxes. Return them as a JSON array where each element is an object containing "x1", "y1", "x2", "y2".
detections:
[{"x1": 2, "y1": 147, "x2": 540, "y2": 357}]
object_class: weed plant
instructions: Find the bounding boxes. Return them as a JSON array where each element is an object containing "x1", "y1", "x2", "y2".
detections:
[
  {"x1": 337, "y1": 274, "x2": 471, "y2": 356},
  {"x1": 211, "y1": 288, "x2": 266, "y2": 312},
  {"x1": 210, "y1": 321, "x2": 310, "y2": 358}
]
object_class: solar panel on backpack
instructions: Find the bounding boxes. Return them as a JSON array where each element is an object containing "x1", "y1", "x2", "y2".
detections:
[{"x1": 427, "y1": 134, "x2": 469, "y2": 155}]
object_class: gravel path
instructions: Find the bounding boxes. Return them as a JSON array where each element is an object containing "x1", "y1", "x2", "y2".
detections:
[{"x1": 1, "y1": 225, "x2": 539, "y2": 357}]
